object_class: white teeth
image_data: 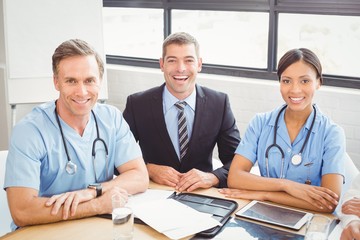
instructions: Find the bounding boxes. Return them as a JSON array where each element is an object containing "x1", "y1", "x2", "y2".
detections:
[
  {"x1": 290, "y1": 97, "x2": 303, "y2": 101},
  {"x1": 173, "y1": 76, "x2": 188, "y2": 80},
  {"x1": 75, "y1": 100, "x2": 88, "y2": 104}
]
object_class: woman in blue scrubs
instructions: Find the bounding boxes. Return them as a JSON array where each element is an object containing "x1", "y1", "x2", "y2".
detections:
[{"x1": 220, "y1": 48, "x2": 345, "y2": 213}]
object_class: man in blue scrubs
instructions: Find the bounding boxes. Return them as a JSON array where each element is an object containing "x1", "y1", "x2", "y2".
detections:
[{"x1": 4, "y1": 39, "x2": 149, "y2": 230}]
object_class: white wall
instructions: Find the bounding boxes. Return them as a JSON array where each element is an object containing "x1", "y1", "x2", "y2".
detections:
[
  {"x1": 0, "y1": 67, "x2": 10, "y2": 151},
  {"x1": 106, "y1": 64, "x2": 360, "y2": 170},
  {"x1": 0, "y1": 0, "x2": 11, "y2": 151}
]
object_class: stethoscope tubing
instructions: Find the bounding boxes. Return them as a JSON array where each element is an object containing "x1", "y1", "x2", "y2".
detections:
[
  {"x1": 265, "y1": 104, "x2": 316, "y2": 179},
  {"x1": 54, "y1": 101, "x2": 109, "y2": 181}
]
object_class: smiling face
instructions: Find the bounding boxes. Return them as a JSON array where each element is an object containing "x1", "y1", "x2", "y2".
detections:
[
  {"x1": 280, "y1": 60, "x2": 320, "y2": 113},
  {"x1": 160, "y1": 43, "x2": 202, "y2": 100},
  {"x1": 54, "y1": 55, "x2": 101, "y2": 121}
]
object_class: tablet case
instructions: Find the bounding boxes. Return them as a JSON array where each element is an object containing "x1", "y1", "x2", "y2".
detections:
[
  {"x1": 169, "y1": 192, "x2": 238, "y2": 238},
  {"x1": 98, "y1": 192, "x2": 238, "y2": 238}
]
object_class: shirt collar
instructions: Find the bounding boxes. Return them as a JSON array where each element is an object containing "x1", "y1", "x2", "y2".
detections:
[
  {"x1": 269, "y1": 104, "x2": 320, "y2": 133},
  {"x1": 268, "y1": 104, "x2": 286, "y2": 127},
  {"x1": 306, "y1": 104, "x2": 320, "y2": 133},
  {"x1": 163, "y1": 86, "x2": 196, "y2": 112}
]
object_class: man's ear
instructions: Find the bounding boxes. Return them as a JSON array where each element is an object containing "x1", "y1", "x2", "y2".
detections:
[
  {"x1": 53, "y1": 75, "x2": 60, "y2": 91},
  {"x1": 197, "y1": 57, "x2": 203, "y2": 72},
  {"x1": 159, "y1": 58, "x2": 164, "y2": 72}
]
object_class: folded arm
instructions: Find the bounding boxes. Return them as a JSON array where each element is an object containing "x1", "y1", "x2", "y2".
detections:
[
  {"x1": 223, "y1": 154, "x2": 342, "y2": 212},
  {"x1": 7, "y1": 186, "x2": 120, "y2": 227},
  {"x1": 112, "y1": 156, "x2": 149, "y2": 195},
  {"x1": 7, "y1": 157, "x2": 148, "y2": 227}
]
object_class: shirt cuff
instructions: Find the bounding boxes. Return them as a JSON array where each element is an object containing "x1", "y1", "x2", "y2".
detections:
[{"x1": 340, "y1": 214, "x2": 360, "y2": 228}]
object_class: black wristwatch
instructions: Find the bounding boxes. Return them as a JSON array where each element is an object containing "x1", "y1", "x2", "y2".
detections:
[{"x1": 88, "y1": 183, "x2": 102, "y2": 197}]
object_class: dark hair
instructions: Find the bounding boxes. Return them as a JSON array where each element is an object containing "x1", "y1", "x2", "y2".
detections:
[
  {"x1": 52, "y1": 39, "x2": 104, "y2": 79},
  {"x1": 162, "y1": 32, "x2": 200, "y2": 59},
  {"x1": 277, "y1": 48, "x2": 323, "y2": 85}
]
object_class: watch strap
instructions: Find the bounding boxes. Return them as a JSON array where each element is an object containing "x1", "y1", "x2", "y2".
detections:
[{"x1": 88, "y1": 184, "x2": 102, "y2": 197}]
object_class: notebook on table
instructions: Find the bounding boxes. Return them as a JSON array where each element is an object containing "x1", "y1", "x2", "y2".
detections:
[{"x1": 169, "y1": 192, "x2": 238, "y2": 238}]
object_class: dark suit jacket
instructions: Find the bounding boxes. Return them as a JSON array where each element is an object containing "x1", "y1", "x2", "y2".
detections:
[{"x1": 123, "y1": 84, "x2": 240, "y2": 188}]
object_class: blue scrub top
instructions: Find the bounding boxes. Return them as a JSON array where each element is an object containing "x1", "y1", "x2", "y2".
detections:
[
  {"x1": 4, "y1": 101, "x2": 142, "y2": 197},
  {"x1": 235, "y1": 104, "x2": 346, "y2": 186}
]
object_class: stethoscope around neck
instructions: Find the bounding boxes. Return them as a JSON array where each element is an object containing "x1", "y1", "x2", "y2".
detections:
[
  {"x1": 54, "y1": 101, "x2": 109, "y2": 182},
  {"x1": 265, "y1": 104, "x2": 316, "y2": 179}
]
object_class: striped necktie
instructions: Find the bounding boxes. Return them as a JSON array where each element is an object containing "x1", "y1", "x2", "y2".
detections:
[{"x1": 175, "y1": 101, "x2": 189, "y2": 161}]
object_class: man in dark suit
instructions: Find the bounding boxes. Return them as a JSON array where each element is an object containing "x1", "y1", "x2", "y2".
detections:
[{"x1": 123, "y1": 32, "x2": 240, "y2": 192}]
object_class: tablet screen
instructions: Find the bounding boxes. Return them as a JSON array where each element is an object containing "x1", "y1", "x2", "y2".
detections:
[{"x1": 235, "y1": 200, "x2": 312, "y2": 230}]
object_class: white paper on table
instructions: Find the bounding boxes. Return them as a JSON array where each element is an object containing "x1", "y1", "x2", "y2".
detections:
[
  {"x1": 131, "y1": 198, "x2": 221, "y2": 239},
  {"x1": 126, "y1": 189, "x2": 174, "y2": 209},
  {"x1": 213, "y1": 227, "x2": 257, "y2": 240},
  {"x1": 164, "y1": 217, "x2": 221, "y2": 240},
  {"x1": 328, "y1": 223, "x2": 343, "y2": 240}
]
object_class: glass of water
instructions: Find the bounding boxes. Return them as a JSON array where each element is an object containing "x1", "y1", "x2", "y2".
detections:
[
  {"x1": 304, "y1": 214, "x2": 331, "y2": 240},
  {"x1": 112, "y1": 194, "x2": 134, "y2": 240}
]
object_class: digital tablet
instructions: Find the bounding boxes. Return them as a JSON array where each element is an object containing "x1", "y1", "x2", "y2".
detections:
[{"x1": 235, "y1": 200, "x2": 312, "y2": 230}]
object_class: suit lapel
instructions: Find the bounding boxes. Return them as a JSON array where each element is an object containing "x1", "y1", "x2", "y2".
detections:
[
  {"x1": 184, "y1": 85, "x2": 206, "y2": 160},
  {"x1": 151, "y1": 84, "x2": 180, "y2": 166}
]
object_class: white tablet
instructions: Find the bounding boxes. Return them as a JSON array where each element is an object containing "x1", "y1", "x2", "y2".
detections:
[{"x1": 235, "y1": 200, "x2": 312, "y2": 230}]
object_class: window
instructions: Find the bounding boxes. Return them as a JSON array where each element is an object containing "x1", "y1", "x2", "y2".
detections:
[
  {"x1": 103, "y1": 0, "x2": 360, "y2": 89},
  {"x1": 278, "y1": 13, "x2": 360, "y2": 78},
  {"x1": 103, "y1": 7, "x2": 163, "y2": 59},
  {"x1": 172, "y1": 10, "x2": 269, "y2": 68}
]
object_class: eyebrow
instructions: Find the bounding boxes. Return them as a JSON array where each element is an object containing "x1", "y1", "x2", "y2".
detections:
[
  {"x1": 281, "y1": 74, "x2": 312, "y2": 79},
  {"x1": 64, "y1": 77, "x2": 77, "y2": 81},
  {"x1": 165, "y1": 55, "x2": 196, "y2": 60}
]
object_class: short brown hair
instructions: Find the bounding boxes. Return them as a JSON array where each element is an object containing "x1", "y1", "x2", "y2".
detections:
[
  {"x1": 162, "y1": 32, "x2": 200, "y2": 59},
  {"x1": 52, "y1": 39, "x2": 104, "y2": 79}
]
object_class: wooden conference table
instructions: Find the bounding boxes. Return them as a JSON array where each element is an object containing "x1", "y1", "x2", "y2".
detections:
[{"x1": 0, "y1": 182, "x2": 336, "y2": 240}]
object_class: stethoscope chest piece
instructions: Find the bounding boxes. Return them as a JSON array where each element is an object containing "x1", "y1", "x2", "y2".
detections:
[
  {"x1": 66, "y1": 161, "x2": 77, "y2": 175},
  {"x1": 291, "y1": 154, "x2": 302, "y2": 166},
  {"x1": 265, "y1": 104, "x2": 317, "y2": 177},
  {"x1": 55, "y1": 100, "x2": 108, "y2": 179}
]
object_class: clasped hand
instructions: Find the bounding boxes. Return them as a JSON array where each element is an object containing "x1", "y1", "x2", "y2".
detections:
[{"x1": 148, "y1": 164, "x2": 217, "y2": 192}]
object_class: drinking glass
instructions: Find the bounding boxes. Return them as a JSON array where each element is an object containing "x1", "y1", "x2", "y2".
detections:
[
  {"x1": 304, "y1": 214, "x2": 331, "y2": 240},
  {"x1": 112, "y1": 194, "x2": 134, "y2": 240}
]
